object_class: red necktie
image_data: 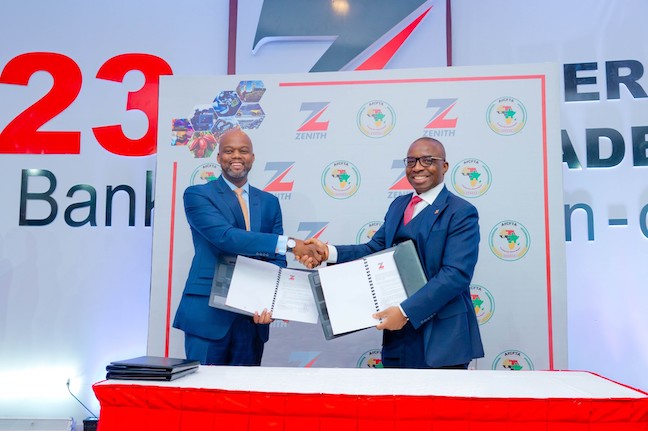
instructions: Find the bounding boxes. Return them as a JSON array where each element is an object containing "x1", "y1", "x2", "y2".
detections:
[{"x1": 403, "y1": 195, "x2": 423, "y2": 225}]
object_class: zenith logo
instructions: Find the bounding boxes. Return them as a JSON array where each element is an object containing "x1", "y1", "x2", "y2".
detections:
[
  {"x1": 263, "y1": 162, "x2": 294, "y2": 193},
  {"x1": 298, "y1": 102, "x2": 330, "y2": 132},
  {"x1": 252, "y1": 0, "x2": 439, "y2": 72},
  {"x1": 297, "y1": 222, "x2": 329, "y2": 240},
  {"x1": 389, "y1": 160, "x2": 413, "y2": 191},
  {"x1": 423, "y1": 98, "x2": 458, "y2": 138},
  {"x1": 425, "y1": 98, "x2": 458, "y2": 129}
]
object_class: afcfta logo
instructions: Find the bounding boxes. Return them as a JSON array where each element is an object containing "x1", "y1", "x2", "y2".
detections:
[
  {"x1": 451, "y1": 158, "x2": 492, "y2": 198},
  {"x1": 321, "y1": 160, "x2": 361, "y2": 199},
  {"x1": 489, "y1": 220, "x2": 530, "y2": 261},
  {"x1": 486, "y1": 96, "x2": 527, "y2": 135},
  {"x1": 357, "y1": 100, "x2": 395, "y2": 138}
]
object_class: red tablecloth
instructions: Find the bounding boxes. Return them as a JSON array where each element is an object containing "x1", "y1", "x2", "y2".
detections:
[{"x1": 93, "y1": 367, "x2": 648, "y2": 431}]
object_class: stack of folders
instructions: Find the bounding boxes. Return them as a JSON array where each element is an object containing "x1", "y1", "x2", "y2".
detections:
[{"x1": 106, "y1": 356, "x2": 200, "y2": 381}]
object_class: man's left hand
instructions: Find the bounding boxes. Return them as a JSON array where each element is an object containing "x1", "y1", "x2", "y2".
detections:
[
  {"x1": 253, "y1": 308, "x2": 273, "y2": 324},
  {"x1": 373, "y1": 306, "x2": 408, "y2": 330}
]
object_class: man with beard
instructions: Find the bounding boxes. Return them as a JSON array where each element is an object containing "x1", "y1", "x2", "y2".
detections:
[
  {"x1": 173, "y1": 128, "x2": 320, "y2": 365},
  {"x1": 302, "y1": 137, "x2": 484, "y2": 369}
]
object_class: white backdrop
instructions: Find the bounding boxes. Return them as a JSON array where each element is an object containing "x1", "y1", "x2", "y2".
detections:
[
  {"x1": 0, "y1": 0, "x2": 646, "y2": 427},
  {"x1": 148, "y1": 64, "x2": 567, "y2": 372}
]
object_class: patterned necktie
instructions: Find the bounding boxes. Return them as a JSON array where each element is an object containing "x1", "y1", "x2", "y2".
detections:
[
  {"x1": 403, "y1": 195, "x2": 423, "y2": 225},
  {"x1": 234, "y1": 188, "x2": 250, "y2": 231}
]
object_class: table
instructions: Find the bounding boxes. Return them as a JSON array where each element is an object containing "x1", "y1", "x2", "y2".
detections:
[{"x1": 93, "y1": 366, "x2": 648, "y2": 430}]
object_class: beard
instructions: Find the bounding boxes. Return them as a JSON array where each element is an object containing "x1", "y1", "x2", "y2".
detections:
[{"x1": 223, "y1": 166, "x2": 250, "y2": 180}]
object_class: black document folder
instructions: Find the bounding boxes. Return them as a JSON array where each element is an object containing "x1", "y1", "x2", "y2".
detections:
[
  {"x1": 208, "y1": 253, "x2": 253, "y2": 315},
  {"x1": 308, "y1": 240, "x2": 427, "y2": 340},
  {"x1": 106, "y1": 356, "x2": 199, "y2": 381}
]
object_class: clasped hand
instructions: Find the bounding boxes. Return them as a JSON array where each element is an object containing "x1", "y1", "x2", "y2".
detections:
[{"x1": 292, "y1": 238, "x2": 328, "y2": 268}]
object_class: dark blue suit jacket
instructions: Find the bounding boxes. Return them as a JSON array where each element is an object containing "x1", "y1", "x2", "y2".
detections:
[
  {"x1": 173, "y1": 176, "x2": 286, "y2": 343},
  {"x1": 336, "y1": 186, "x2": 484, "y2": 367}
]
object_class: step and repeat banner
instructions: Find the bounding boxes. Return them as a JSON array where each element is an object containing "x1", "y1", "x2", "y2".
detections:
[{"x1": 148, "y1": 63, "x2": 567, "y2": 370}]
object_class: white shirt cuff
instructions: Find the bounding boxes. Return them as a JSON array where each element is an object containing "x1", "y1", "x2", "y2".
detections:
[{"x1": 326, "y1": 244, "x2": 338, "y2": 263}]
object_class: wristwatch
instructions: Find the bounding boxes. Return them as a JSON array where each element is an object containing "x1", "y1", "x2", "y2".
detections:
[{"x1": 286, "y1": 238, "x2": 297, "y2": 253}]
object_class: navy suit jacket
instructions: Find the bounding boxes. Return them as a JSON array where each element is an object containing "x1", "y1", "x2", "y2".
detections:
[
  {"x1": 336, "y1": 185, "x2": 484, "y2": 367},
  {"x1": 173, "y1": 176, "x2": 286, "y2": 343}
]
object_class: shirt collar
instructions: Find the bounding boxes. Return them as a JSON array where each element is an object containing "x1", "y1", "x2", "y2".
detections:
[
  {"x1": 415, "y1": 182, "x2": 444, "y2": 205},
  {"x1": 221, "y1": 176, "x2": 249, "y2": 194}
]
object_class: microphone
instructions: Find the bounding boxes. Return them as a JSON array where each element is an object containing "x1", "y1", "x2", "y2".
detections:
[{"x1": 66, "y1": 378, "x2": 99, "y2": 431}]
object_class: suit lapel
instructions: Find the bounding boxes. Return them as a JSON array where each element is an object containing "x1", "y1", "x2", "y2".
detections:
[
  {"x1": 248, "y1": 186, "x2": 261, "y2": 232},
  {"x1": 213, "y1": 176, "x2": 247, "y2": 230},
  {"x1": 386, "y1": 187, "x2": 451, "y2": 244},
  {"x1": 419, "y1": 186, "x2": 450, "y2": 227},
  {"x1": 385, "y1": 194, "x2": 411, "y2": 246}
]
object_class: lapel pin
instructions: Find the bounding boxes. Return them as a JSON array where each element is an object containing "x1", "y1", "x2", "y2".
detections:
[{"x1": 434, "y1": 209, "x2": 439, "y2": 214}]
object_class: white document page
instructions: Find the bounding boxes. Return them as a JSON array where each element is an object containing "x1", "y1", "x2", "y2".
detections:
[
  {"x1": 364, "y1": 252, "x2": 408, "y2": 311},
  {"x1": 317, "y1": 259, "x2": 377, "y2": 335},
  {"x1": 317, "y1": 249, "x2": 407, "y2": 335},
  {"x1": 225, "y1": 256, "x2": 317, "y2": 324},
  {"x1": 272, "y1": 268, "x2": 319, "y2": 324}
]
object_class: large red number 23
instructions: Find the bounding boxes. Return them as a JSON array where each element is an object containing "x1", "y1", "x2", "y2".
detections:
[{"x1": 0, "y1": 52, "x2": 173, "y2": 156}]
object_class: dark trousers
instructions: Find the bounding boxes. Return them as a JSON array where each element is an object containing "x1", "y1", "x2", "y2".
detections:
[
  {"x1": 184, "y1": 317, "x2": 264, "y2": 366},
  {"x1": 381, "y1": 322, "x2": 469, "y2": 369}
]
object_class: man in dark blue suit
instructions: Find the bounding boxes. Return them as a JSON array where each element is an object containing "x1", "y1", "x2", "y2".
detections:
[
  {"x1": 173, "y1": 128, "x2": 320, "y2": 366},
  {"x1": 305, "y1": 137, "x2": 484, "y2": 369}
]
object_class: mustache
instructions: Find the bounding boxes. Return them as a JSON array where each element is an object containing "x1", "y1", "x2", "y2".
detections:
[{"x1": 224, "y1": 166, "x2": 250, "y2": 178}]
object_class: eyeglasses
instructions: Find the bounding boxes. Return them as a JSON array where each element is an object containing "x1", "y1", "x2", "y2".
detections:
[{"x1": 403, "y1": 156, "x2": 445, "y2": 167}]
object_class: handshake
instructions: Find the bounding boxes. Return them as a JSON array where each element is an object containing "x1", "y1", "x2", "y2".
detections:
[{"x1": 291, "y1": 238, "x2": 329, "y2": 269}]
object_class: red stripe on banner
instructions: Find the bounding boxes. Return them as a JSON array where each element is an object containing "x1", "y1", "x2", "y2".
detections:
[
  {"x1": 355, "y1": 7, "x2": 432, "y2": 70},
  {"x1": 227, "y1": 0, "x2": 238, "y2": 74},
  {"x1": 540, "y1": 76, "x2": 555, "y2": 370},
  {"x1": 165, "y1": 162, "x2": 179, "y2": 356},
  {"x1": 280, "y1": 74, "x2": 546, "y2": 87}
]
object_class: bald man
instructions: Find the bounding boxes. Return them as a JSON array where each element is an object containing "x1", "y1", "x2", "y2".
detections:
[{"x1": 174, "y1": 128, "x2": 320, "y2": 365}]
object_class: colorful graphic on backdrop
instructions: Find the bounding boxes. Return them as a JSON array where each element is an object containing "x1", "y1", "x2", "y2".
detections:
[
  {"x1": 356, "y1": 221, "x2": 383, "y2": 244},
  {"x1": 357, "y1": 100, "x2": 396, "y2": 138},
  {"x1": 190, "y1": 163, "x2": 221, "y2": 185},
  {"x1": 171, "y1": 80, "x2": 268, "y2": 157},
  {"x1": 171, "y1": 119, "x2": 194, "y2": 146},
  {"x1": 356, "y1": 349, "x2": 384, "y2": 368},
  {"x1": 489, "y1": 220, "x2": 531, "y2": 261},
  {"x1": 321, "y1": 160, "x2": 361, "y2": 199},
  {"x1": 487, "y1": 96, "x2": 527, "y2": 135},
  {"x1": 451, "y1": 158, "x2": 492, "y2": 198},
  {"x1": 492, "y1": 350, "x2": 535, "y2": 371},
  {"x1": 470, "y1": 284, "x2": 495, "y2": 325}
]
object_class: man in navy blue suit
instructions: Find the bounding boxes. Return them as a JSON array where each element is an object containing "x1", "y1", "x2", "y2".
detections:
[
  {"x1": 305, "y1": 137, "x2": 484, "y2": 369},
  {"x1": 173, "y1": 128, "x2": 321, "y2": 366}
]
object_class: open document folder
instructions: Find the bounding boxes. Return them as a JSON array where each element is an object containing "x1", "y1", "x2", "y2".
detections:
[
  {"x1": 210, "y1": 255, "x2": 319, "y2": 324},
  {"x1": 308, "y1": 240, "x2": 427, "y2": 340}
]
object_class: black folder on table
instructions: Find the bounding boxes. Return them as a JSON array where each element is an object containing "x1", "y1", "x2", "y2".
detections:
[
  {"x1": 308, "y1": 239, "x2": 427, "y2": 340},
  {"x1": 106, "y1": 356, "x2": 200, "y2": 381}
]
